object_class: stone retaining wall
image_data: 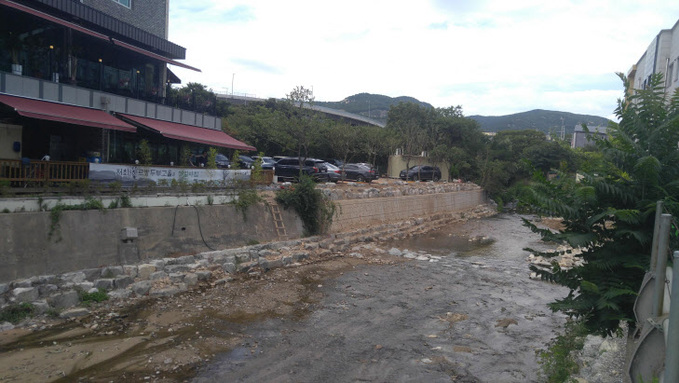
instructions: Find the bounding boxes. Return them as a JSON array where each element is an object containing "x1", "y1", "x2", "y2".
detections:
[{"x1": 0, "y1": 204, "x2": 496, "y2": 327}]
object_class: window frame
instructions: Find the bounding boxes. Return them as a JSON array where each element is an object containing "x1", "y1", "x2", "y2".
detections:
[{"x1": 112, "y1": 0, "x2": 131, "y2": 8}]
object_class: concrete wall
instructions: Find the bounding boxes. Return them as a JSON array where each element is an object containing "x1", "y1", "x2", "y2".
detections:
[
  {"x1": 0, "y1": 204, "x2": 303, "y2": 282},
  {"x1": 330, "y1": 189, "x2": 485, "y2": 232},
  {"x1": 0, "y1": 188, "x2": 487, "y2": 283}
]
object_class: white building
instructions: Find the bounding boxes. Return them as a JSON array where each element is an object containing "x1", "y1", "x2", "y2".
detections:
[{"x1": 628, "y1": 19, "x2": 679, "y2": 95}]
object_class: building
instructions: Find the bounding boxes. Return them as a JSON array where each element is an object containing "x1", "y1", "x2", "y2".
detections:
[
  {"x1": 571, "y1": 125, "x2": 606, "y2": 149},
  {"x1": 627, "y1": 19, "x2": 679, "y2": 95},
  {"x1": 0, "y1": 0, "x2": 253, "y2": 168}
]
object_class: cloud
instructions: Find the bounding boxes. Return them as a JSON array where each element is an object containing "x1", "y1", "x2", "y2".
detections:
[{"x1": 167, "y1": 0, "x2": 679, "y2": 118}]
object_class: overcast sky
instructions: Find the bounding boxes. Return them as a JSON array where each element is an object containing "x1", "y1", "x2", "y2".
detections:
[{"x1": 167, "y1": 1, "x2": 679, "y2": 119}]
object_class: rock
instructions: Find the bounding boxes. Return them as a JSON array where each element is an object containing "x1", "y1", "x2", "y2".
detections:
[
  {"x1": 76, "y1": 282, "x2": 95, "y2": 291},
  {"x1": 292, "y1": 252, "x2": 309, "y2": 261},
  {"x1": 81, "y1": 268, "x2": 102, "y2": 281},
  {"x1": 47, "y1": 291, "x2": 80, "y2": 310},
  {"x1": 61, "y1": 272, "x2": 87, "y2": 284},
  {"x1": 37, "y1": 275, "x2": 58, "y2": 285},
  {"x1": 175, "y1": 255, "x2": 195, "y2": 265},
  {"x1": 108, "y1": 290, "x2": 132, "y2": 299},
  {"x1": 12, "y1": 279, "x2": 33, "y2": 288},
  {"x1": 31, "y1": 300, "x2": 50, "y2": 315},
  {"x1": 38, "y1": 284, "x2": 58, "y2": 297},
  {"x1": 101, "y1": 266, "x2": 124, "y2": 278},
  {"x1": 149, "y1": 259, "x2": 166, "y2": 269},
  {"x1": 168, "y1": 273, "x2": 185, "y2": 283},
  {"x1": 12, "y1": 287, "x2": 39, "y2": 303},
  {"x1": 184, "y1": 273, "x2": 199, "y2": 286},
  {"x1": 164, "y1": 265, "x2": 190, "y2": 273},
  {"x1": 123, "y1": 265, "x2": 138, "y2": 278},
  {"x1": 0, "y1": 284, "x2": 9, "y2": 295},
  {"x1": 130, "y1": 281, "x2": 152, "y2": 296},
  {"x1": 114, "y1": 276, "x2": 134, "y2": 289},
  {"x1": 137, "y1": 264, "x2": 156, "y2": 280},
  {"x1": 59, "y1": 308, "x2": 90, "y2": 318},
  {"x1": 93, "y1": 279, "x2": 114, "y2": 290},
  {"x1": 0, "y1": 322, "x2": 15, "y2": 332},
  {"x1": 388, "y1": 248, "x2": 403, "y2": 257},
  {"x1": 195, "y1": 271, "x2": 212, "y2": 281},
  {"x1": 222, "y1": 263, "x2": 236, "y2": 274},
  {"x1": 149, "y1": 271, "x2": 168, "y2": 281}
]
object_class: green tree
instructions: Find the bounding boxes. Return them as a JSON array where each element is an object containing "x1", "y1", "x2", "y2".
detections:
[
  {"x1": 386, "y1": 102, "x2": 435, "y2": 177},
  {"x1": 285, "y1": 86, "x2": 320, "y2": 173},
  {"x1": 521, "y1": 73, "x2": 679, "y2": 336}
]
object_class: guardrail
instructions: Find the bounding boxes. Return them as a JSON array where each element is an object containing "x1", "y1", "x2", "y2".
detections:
[
  {"x1": 627, "y1": 201, "x2": 678, "y2": 382},
  {"x1": 0, "y1": 159, "x2": 89, "y2": 186}
]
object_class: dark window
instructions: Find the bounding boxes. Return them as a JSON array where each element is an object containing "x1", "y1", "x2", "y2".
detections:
[{"x1": 113, "y1": 0, "x2": 131, "y2": 8}]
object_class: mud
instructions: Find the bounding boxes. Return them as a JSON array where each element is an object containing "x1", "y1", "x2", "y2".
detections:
[{"x1": 0, "y1": 214, "x2": 568, "y2": 382}]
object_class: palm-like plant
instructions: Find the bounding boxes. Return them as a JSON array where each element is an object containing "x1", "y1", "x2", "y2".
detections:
[{"x1": 521, "y1": 73, "x2": 679, "y2": 336}]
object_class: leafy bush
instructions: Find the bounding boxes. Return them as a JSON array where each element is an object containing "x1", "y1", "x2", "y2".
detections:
[{"x1": 275, "y1": 175, "x2": 336, "y2": 235}]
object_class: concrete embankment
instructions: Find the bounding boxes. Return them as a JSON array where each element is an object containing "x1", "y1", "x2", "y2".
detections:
[{"x1": 0, "y1": 182, "x2": 484, "y2": 282}]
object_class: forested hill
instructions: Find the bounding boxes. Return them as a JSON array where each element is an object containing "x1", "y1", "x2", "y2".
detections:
[
  {"x1": 468, "y1": 109, "x2": 612, "y2": 135},
  {"x1": 315, "y1": 93, "x2": 433, "y2": 124}
]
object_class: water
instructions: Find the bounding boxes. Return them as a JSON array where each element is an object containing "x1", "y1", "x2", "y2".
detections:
[{"x1": 194, "y1": 214, "x2": 568, "y2": 382}]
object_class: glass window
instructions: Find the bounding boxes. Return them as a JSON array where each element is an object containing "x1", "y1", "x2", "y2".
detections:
[{"x1": 112, "y1": 0, "x2": 131, "y2": 8}]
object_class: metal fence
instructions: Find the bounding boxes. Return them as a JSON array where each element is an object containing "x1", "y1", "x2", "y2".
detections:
[{"x1": 627, "y1": 201, "x2": 678, "y2": 382}]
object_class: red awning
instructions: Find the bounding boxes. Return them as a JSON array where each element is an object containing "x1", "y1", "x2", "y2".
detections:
[
  {"x1": 112, "y1": 39, "x2": 201, "y2": 72},
  {"x1": 0, "y1": 94, "x2": 137, "y2": 132},
  {"x1": 0, "y1": 0, "x2": 110, "y2": 42},
  {"x1": 117, "y1": 114, "x2": 255, "y2": 151}
]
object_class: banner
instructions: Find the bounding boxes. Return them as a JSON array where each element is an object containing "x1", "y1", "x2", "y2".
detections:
[{"x1": 89, "y1": 163, "x2": 250, "y2": 185}]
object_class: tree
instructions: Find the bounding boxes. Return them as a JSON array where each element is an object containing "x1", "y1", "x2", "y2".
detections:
[
  {"x1": 386, "y1": 102, "x2": 435, "y2": 178},
  {"x1": 284, "y1": 86, "x2": 320, "y2": 174},
  {"x1": 521, "y1": 73, "x2": 679, "y2": 336}
]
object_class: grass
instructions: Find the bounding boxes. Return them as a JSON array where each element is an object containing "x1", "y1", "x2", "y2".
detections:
[
  {"x1": 537, "y1": 319, "x2": 588, "y2": 383},
  {"x1": 79, "y1": 288, "x2": 109, "y2": 306},
  {"x1": 0, "y1": 303, "x2": 34, "y2": 324}
]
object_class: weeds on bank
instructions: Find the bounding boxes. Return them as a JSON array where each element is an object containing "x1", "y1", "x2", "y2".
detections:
[
  {"x1": 232, "y1": 188, "x2": 262, "y2": 221},
  {"x1": 79, "y1": 288, "x2": 109, "y2": 307},
  {"x1": 0, "y1": 303, "x2": 34, "y2": 324},
  {"x1": 275, "y1": 175, "x2": 336, "y2": 236},
  {"x1": 537, "y1": 319, "x2": 588, "y2": 383}
]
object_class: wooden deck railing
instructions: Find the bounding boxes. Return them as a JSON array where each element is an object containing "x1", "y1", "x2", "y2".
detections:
[{"x1": 0, "y1": 159, "x2": 89, "y2": 186}]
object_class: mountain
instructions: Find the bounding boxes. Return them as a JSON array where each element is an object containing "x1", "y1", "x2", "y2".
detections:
[
  {"x1": 468, "y1": 109, "x2": 612, "y2": 135},
  {"x1": 315, "y1": 93, "x2": 433, "y2": 124},
  {"x1": 316, "y1": 93, "x2": 612, "y2": 135}
]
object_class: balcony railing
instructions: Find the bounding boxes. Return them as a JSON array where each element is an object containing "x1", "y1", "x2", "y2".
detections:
[{"x1": 0, "y1": 159, "x2": 89, "y2": 186}]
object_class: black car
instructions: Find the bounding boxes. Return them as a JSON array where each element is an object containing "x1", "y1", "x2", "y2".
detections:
[
  {"x1": 215, "y1": 154, "x2": 231, "y2": 168},
  {"x1": 340, "y1": 163, "x2": 377, "y2": 182},
  {"x1": 275, "y1": 157, "x2": 327, "y2": 182},
  {"x1": 399, "y1": 165, "x2": 442, "y2": 181}
]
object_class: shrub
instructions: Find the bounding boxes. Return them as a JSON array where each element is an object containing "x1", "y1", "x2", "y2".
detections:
[
  {"x1": 0, "y1": 303, "x2": 34, "y2": 324},
  {"x1": 275, "y1": 175, "x2": 335, "y2": 235}
]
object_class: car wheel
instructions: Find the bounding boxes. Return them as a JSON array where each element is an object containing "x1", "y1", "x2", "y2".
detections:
[
  {"x1": 356, "y1": 175, "x2": 365, "y2": 182},
  {"x1": 433, "y1": 175, "x2": 440, "y2": 182}
]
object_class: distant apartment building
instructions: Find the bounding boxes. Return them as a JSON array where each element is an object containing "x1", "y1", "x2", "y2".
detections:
[
  {"x1": 571, "y1": 125, "x2": 606, "y2": 149},
  {"x1": 627, "y1": 19, "x2": 679, "y2": 95},
  {"x1": 0, "y1": 0, "x2": 253, "y2": 165}
]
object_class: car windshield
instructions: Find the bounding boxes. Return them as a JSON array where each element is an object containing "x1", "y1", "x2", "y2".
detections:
[
  {"x1": 325, "y1": 163, "x2": 339, "y2": 171},
  {"x1": 216, "y1": 154, "x2": 228, "y2": 161}
]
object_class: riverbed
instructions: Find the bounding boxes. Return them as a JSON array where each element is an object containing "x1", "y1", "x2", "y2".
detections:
[{"x1": 193, "y1": 214, "x2": 569, "y2": 382}]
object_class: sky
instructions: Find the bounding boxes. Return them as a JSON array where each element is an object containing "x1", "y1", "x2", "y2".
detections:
[{"x1": 167, "y1": 0, "x2": 679, "y2": 120}]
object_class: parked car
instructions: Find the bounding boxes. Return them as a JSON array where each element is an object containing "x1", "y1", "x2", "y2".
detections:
[
  {"x1": 399, "y1": 165, "x2": 441, "y2": 181},
  {"x1": 275, "y1": 157, "x2": 327, "y2": 182},
  {"x1": 237, "y1": 155, "x2": 255, "y2": 169},
  {"x1": 323, "y1": 162, "x2": 342, "y2": 183},
  {"x1": 340, "y1": 163, "x2": 377, "y2": 182},
  {"x1": 252, "y1": 156, "x2": 275, "y2": 170},
  {"x1": 215, "y1": 153, "x2": 231, "y2": 168}
]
